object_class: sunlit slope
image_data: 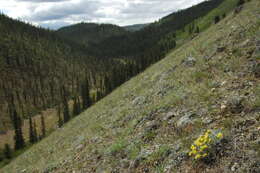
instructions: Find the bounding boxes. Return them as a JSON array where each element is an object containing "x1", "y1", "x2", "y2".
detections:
[{"x1": 2, "y1": 0, "x2": 260, "y2": 172}]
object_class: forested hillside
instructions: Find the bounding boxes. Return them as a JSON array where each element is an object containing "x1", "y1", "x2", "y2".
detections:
[
  {"x1": 0, "y1": 14, "x2": 137, "y2": 132},
  {"x1": 56, "y1": 23, "x2": 128, "y2": 46}
]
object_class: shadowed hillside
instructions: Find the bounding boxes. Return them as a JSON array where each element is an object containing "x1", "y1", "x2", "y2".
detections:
[{"x1": 56, "y1": 23, "x2": 128, "y2": 46}]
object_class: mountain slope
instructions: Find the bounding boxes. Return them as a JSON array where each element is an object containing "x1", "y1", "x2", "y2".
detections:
[
  {"x1": 0, "y1": 0, "x2": 235, "y2": 152},
  {"x1": 2, "y1": 0, "x2": 260, "y2": 172}
]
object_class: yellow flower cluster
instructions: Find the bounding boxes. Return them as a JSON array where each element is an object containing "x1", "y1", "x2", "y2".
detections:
[{"x1": 188, "y1": 130, "x2": 223, "y2": 160}]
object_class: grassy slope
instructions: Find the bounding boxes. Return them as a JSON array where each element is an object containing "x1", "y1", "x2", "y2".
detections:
[
  {"x1": 2, "y1": 0, "x2": 260, "y2": 172},
  {"x1": 175, "y1": 0, "x2": 239, "y2": 45},
  {"x1": 0, "y1": 0, "x2": 238, "y2": 153}
]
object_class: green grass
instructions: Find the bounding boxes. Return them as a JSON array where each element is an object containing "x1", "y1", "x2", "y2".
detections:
[
  {"x1": 1, "y1": 0, "x2": 260, "y2": 172},
  {"x1": 106, "y1": 139, "x2": 127, "y2": 156},
  {"x1": 175, "y1": 0, "x2": 240, "y2": 45}
]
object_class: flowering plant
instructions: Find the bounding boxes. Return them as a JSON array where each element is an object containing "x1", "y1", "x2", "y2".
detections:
[{"x1": 188, "y1": 129, "x2": 223, "y2": 160}]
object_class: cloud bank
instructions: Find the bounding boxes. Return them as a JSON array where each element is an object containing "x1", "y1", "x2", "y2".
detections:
[{"x1": 0, "y1": 0, "x2": 205, "y2": 29}]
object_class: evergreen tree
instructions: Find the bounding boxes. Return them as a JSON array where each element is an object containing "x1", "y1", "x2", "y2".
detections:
[
  {"x1": 103, "y1": 75, "x2": 112, "y2": 95},
  {"x1": 62, "y1": 86, "x2": 70, "y2": 123},
  {"x1": 73, "y1": 97, "x2": 80, "y2": 116},
  {"x1": 237, "y1": 0, "x2": 245, "y2": 6},
  {"x1": 195, "y1": 26, "x2": 200, "y2": 33},
  {"x1": 63, "y1": 101, "x2": 70, "y2": 123},
  {"x1": 33, "y1": 120, "x2": 38, "y2": 142},
  {"x1": 0, "y1": 151, "x2": 3, "y2": 162},
  {"x1": 81, "y1": 78, "x2": 91, "y2": 110},
  {"x1": 12, "y1": 108, "x2": 25, "y2": 150},
  {"x1": 4, "y1": 144, "x2": 12, "y2": 159},
  {"x1": 214, "y1": 16, "x2": 220, "y2": 24},
  {"x1": 57, "y1": 104, "x2": 63, "y2": 127},
  {"x1": 29, "y1": 115, "x2": 35, "y2": 144},
  {"x1": 40, "y1": 113, "x2": 46, "y2": 138},
  {"x1": 77, "y1": 97, "x2": 81, "y2": 113}
]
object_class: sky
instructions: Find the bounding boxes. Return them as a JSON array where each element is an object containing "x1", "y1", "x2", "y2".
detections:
[{"x1": 0, "y1": 0, "x2": 205, "y2": 30}]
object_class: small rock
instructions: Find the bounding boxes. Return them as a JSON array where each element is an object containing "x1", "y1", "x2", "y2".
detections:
[
  {"x1": 176, "y1": 113, "x2": 196, "y2": 128},
  {"x1": 169, "y1": 151, "x2": 188, "y2": 167},
  {"x1": 221, "y1": 103, "x2": 227, "y2": 111},
  {"x1": 217, "y1": 46, "x2": 226, "y2": 52},
  {"x1": 75, "y1": 144, "x2": 84, "y2": 151},
  {"x1": 91, "y1": 137, "x2": 101, "y2": 143},
  {"x1": 132, "y1": 96, "x2": 145, "y2": 105},
  {"x1": 143, "y1": 167, "x2": 149, "y2": 173},
  {"x1": 202, "y1": 117, "x2": 214, "y2": 124},
  {"x1": 120, "y1": 159, "x2": 130, "y2": 168},
  {"x1": 122, "y1": 114, "x2": 135, "y2": 123},
  {"x1": 163, "y1": 112, "x2": 175, "y2": 121},
  {"x1": 129, "y1": 156, "x2": 145, "y2": 169},
  {"x1": 249, "y1": 161, "x2": 260, "y2": 173},
  {"x1": 144, "y1": 120, "x2": 160, "y2": 132},
  {"x1": 227, "y1": 96, "x2": 244, "y2": 114},
  {"x1": 203, "y1": 55, "x2": 211, "y2": 61},
  {"x1": 211, "y1": 88, "x2": 216, "y2": 92},
  {"x1": 240, "y1": 39, "x2": 250, "y2": 47},
  {"x1": 231, "y1": 162, "x2": 240, "y2": 172},
  {"x1": 221, "y1": 81, "x2": 227, "y2": 86},
  {"x1": 182, "y1": 56, "x2": 196, "y2": 67}
]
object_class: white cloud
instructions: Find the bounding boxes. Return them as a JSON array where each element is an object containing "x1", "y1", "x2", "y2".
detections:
[{"x1": 0, "y1": 0, "x2": 205, "y2": 29}]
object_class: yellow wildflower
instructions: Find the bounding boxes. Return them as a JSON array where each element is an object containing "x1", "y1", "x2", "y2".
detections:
[
  {"x1": 195, "y1": 139, "x2": 201, "y2": 146},
  {"x1": 200, "y1": 145, "x2": 208, "y2": 151},
  {"x1": 195, "y1": 154, "x2": 201, "y2": 159},
  {"x1": 202, "y1": 153, "x2": 208, "y2": 157},
  {"x1": 217, "y1": 132, "x2": 223, "y2": 139}
]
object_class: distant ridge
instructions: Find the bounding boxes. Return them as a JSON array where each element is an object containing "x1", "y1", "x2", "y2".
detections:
[{"x1": 123, "y1": 23, "x2": 149, "y2": 32}]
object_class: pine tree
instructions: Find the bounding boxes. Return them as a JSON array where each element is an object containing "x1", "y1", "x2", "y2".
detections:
[
  {"x1": 29, "y1": 115, "x2": 35, "y2": 144},
  {"x1": 104, "y1": 75, "x2": 112, "y2": 95},
  {"x1": 63, "y1": 100, "x2": 70, "y2": 123},
  {"x1": 33, "y1": 120, "x2": 38, "y2": 142},
  {"x1": 237, "y1": 0, "x2": 245, "y2": 6},
  {"x1": 77, "y1": 97, "x2": 81, "y2": 114},
  {"x1": 57, "y1": 104, "x2": 63, "y2": 127},
  {"x1": 214, "y1": 15, "x2": 220, "y2": 24},
  {"x1": 195, "y1": 26, "x2": 200, "y2": 33},
  {"x1": 81, "y1": 78, "x2": 91, "y2": 110},
  {"x1": 62, "y1": 88, "x2": 70, "y2": 123},
  {"x1": 4, "y1": 144, "x2": 12, "y2": 159},
  {"x1": 40, "y1": 113, "x2": 46, "y2": 138},
  {"x1": 12, "y1": 108, "x2": 25, "y2": 150},
  {"x1": 73, "y1": 96, "x2": 81, "y2": 116}
]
